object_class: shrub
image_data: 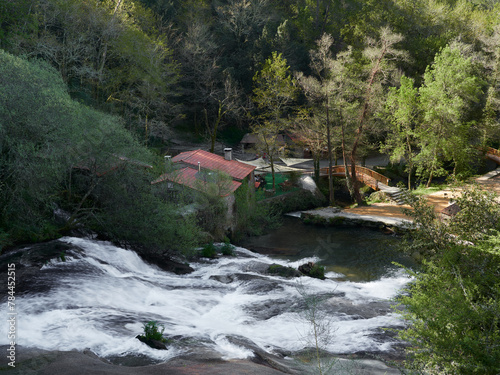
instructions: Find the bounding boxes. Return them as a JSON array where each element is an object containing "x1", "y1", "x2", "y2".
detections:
[
  {"x1": 200, "y1": 242, "x2": 218, "y2": 258},
  {"x1": 397, "y1": 186, "x2": 500, "y2": 373},
  {"x1": 220, "y1": 238, "x2": 235, "y2": 256},
  {"x1": 309, "y1": 264, "x2": 326, "y2": 280},
  {"x1": 142, "y1": 321, "x2": 166, "y2": 342}
]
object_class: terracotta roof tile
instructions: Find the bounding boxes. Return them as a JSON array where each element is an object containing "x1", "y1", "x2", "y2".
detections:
[
  {"x1": 171, "y1": 150, "x2": 255, "y2": 181},
  {"x1": 152, "y1": 167, "x2": 241, "y2": 196}
]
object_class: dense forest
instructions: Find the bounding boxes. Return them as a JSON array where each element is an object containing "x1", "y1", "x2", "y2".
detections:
[
  {"x1": 1, "y1": 1, "x2": 500, "y2": 373},
  {"x1": 2, "y1": 0, "x2": 499, "y2": 236}
]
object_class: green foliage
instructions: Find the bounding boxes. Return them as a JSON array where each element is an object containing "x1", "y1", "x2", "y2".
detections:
[
  {"x1": 252, "y1": 52, "x2": 298, "y2": 191},
  {"x1": 220, "y1": 238, "x2": 235, "y2": 256},
  {"x1": 253, "y1": 51, "x2": 298, "y2": 118},
  {"x1": 397, "y1": 185, "x2": 500, "y2": 373},
  {"x1": 416, "y1": 45, "x2": 485, "y2": 186},
  {"x1": 142, "y1": 321, "x2": 167, "y2": 343},
  {"x1": 200, "y1": 242, "x2": 218, "y2": 259},
  {"x1": 0, "y1": 51, "x2": 91, "y2": 241},
  {"x1": 3, "y1": 0, "x2": 179, "y2": 141},
  {"x1": 233, "y1": 177, "x2": 281, "y2": 241},
  {"x1": 268, "y1": 264, "x2": 299, "y2": 277},
  {"x1": 89, "y1": 166, "x2": 201, "y2": 255},
  {"x1": 308, "y1": 264, "x2": 326, "y2": 280},
  {"x1": 193, "y1": 170, "x2": 232, "y2": 241},
  {"x1": 398, "y1": 240, "x2": 500, "y2": 374},
  {"x1": 382, "y1": 75, "x2": 420, "y2": 189},
  {"x1": 0, "y1": 50, "x2": 200, "y2": 254}
]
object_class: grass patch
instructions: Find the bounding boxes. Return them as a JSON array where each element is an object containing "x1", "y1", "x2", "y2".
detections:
[{"x1": 411, "y1": 184, "x2": 448, "y2": 196}]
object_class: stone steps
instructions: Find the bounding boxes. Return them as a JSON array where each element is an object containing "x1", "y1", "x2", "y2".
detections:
[{"x1": 378, "y1": 184, "x2": 406, "y2": 205}]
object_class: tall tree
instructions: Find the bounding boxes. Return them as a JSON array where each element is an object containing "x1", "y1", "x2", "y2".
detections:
[
  {"x1": 417, "y1": 45, "x2": 484, "y2": 186},
  {"x1": 347, "y1": 27, "x2": 407, "y2": 204},
  {"x1": 382, "y1": 75, "x2": 420, "y2": 189},
  {"x1": 252, "y1": 51, "x2": 297, "y2": 190},
  {"x1": 296, "y1": 34, "x2": 340, "y2": 205}
]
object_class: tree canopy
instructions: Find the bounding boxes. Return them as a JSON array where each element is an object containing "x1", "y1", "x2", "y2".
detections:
[{"x1": 0, "y1": 50, "x2": 198, "y2": 254}]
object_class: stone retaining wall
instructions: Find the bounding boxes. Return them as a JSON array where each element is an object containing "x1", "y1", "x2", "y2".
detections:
[{"x1": 301, "y1": 209, "x2": 413, "y2": 234}]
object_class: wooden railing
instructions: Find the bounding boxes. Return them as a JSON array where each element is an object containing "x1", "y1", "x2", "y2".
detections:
[
  {"x1": 319, "y1": 165, "x2": 390, "y2": 190},
  {"x1": 487, "y1": 147, "x2": 500, "y2": 157}
]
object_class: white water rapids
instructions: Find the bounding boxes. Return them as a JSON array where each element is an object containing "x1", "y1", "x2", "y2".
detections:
[{"x1": 0, "y1": 237, "x2": 410, "y2": 362}]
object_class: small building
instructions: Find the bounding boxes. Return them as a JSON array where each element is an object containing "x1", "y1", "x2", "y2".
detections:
[
  {"x1": 240, "y1": 133, "x2": 286, "y2": 154},
  {"x1": 151, "y1": 148, "x2": 256, "y2": 233},
  {"x1": 240, "y1": 132, "x2": 312, "y2": 158}
]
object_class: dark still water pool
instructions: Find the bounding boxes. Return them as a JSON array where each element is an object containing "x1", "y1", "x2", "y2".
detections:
[{"x1": 239, "y1": 216, "x2": 415, "y2": 282}]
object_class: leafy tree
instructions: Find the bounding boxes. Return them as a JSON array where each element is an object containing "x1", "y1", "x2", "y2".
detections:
[
  {"x1": 252, "y1": 51, "x2": 298, "y2": 190},
  {"x1": 296, "y1": 33, "x2": 343, "y2": 205},
  {"x1": 346, "y1": 27, "x2": 407, "y2": 204},
  {"x1": 191, "y1": 170, "x2": 234, "y2": 241},
  {"x1": 0, "y1": 50, "x2": 150, "y2": 238},
  {"x1": 0, "y1": 51, "x2": 88, "y2": 241},
  {"x1": 479, "y1": 23, "x2": 500, "y2": 146},
  {"x1": 381, "y1": 75, "x2": 420, "y2": 189},
  {"x1": 89, "y1": 164, "x2": 200, "y2": 254},
  {"x1": 416, "y1": 45, "x2": 484, "y2": 186},
  {"x1": 0, "y1": 50, "x2": 198, "y2": 254},
  {"x1": 398, "y1": 186, "x2": 500, "y2": 374},
  {"x1": 8, "y1": 0, "x2": 179, "y2": 140}
]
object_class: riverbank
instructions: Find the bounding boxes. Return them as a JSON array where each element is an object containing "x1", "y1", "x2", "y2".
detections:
[
  {"x1": 301, "y1": 206, "x2": 413, "y2": 232},
  {"x1": 301, "y1": 168, "x2": 500, "y2": 231}
]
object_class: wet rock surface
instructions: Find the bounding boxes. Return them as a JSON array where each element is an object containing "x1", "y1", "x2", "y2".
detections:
[
  {"x1": 2, "y1": 344, "x2": 403, "y2": 375},
  {"x1": 136, "y1": 335, "x2": 168, "y2": 350},
  {"x1": 0, "y1": 240, "x2": 82, "y2": 295}
]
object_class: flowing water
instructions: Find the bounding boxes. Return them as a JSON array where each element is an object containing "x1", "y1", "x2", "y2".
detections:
[{"x1": 0, "y1": 222, "x2": 412, "y2": 364}]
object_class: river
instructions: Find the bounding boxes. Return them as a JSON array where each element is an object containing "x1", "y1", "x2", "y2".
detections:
[{"x1": 0, "y1": 219, "x2": 412, "y2": 367}]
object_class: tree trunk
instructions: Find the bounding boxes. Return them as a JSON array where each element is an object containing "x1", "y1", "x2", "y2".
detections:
[
  {"x1": 348, "y1": 44, "x2": 386, "y2": 205},
  {"x1": 341, "y1": 119, "x2": 354, "y2": 198},
  {"x1": 426, "y1": 169, "x2": 434, "y2": 188},
  {"x1": 205, "y1": 103, "x2": 223, "y2": 154},
  {"x1": 406, "y1": 136, "x2": 413, "y2": 190},
  {"x1": 313, "y1": 155, "x2": 320, "y2": 183},
  {"x1": 408, "y1": 163, "x2": 412, "y2": 190},
  {"x1": 270, "y1": 154, "x2": 276, "y2": 191},
  {"x1": 326, "y1": 97, "x2": 334, "y2": 205}
]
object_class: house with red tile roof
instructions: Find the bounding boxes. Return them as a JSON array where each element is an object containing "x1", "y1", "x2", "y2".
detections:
[
  {"x1": 151, "y1": 149, "x2": 256, "y2": 234},
  {"x1": 152, "y1": 149, "x2": 255, "y2": 195}
]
